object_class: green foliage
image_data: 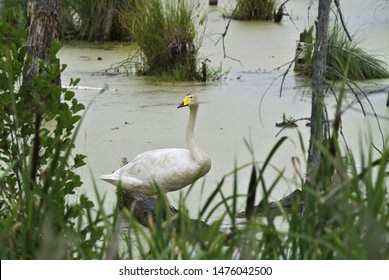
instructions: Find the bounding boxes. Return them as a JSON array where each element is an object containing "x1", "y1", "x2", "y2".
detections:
[
  {"x1": 0, "y1": 2, "x2": 26, "y2": 30},
  {"x1": 122, "y1": 0, "x2": 205, "y2": 81},
  {"x1": 62, "y1": 0, "x2": 135, "y2": 41},
  {"x1": 326, "y1": 25, "x2": 389, "y2": 80},
  {"x1": 0, "y1": 18, "x2": 113, "y2": 259},
  {"x1": 59, "y1": 0, "x2": 131, "y2": 41},
  {"x1": 0, "y1": 0, "x2": 133, "y2": 41},
  {"x1": 298, "y1": 25, "x2": 389, "y2": 80},
  {"x1": 231, "y1": 0, "x2": 276, "y2": 21}
]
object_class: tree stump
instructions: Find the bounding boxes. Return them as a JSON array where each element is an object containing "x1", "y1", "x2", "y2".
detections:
[
  {"x1": 236, "y1": 189, "x2": 303, "y2": 218},
  {"x1": 294, "y1": 26, "x2": 313, "y2": 72}
]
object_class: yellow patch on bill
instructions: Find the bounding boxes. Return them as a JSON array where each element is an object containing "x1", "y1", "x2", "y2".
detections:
[{"x1": 183, "y1": 97, "x2": 190, "y2": 106}]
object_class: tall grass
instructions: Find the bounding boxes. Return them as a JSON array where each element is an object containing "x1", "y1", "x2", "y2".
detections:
[
  {"x1": 231, "y1": 0, "x2": 276, "y2": 21},
  {"x1": 326, "y1": 25, "x2": 389, "y2": 80},
  {"x1": 62, "y1": 0, "x2": 134, "y2": 41},
  {"x1": 121, "y1": 0, "x2": 204, "y2": 81},
  {"x1": 0, "y1": 0, "x2": 26, "y2": 29},
  {"x1": 298, "y1": 25, "x2": 389, "y2": 80},
  {"x1": 0, "y1": 0, "x2": 134, "y2": 41}
]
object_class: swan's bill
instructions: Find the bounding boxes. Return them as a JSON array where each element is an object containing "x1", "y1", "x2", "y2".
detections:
[{"x1": 177, "y1": 94, "x2": 193, "y2": 108}]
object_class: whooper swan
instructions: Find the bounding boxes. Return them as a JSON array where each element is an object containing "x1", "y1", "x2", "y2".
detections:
[{"x1": 100, "y1": 93, "x2": 211, "y2": 195}]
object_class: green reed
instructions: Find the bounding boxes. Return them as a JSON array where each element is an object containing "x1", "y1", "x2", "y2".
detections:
[
  {"x1": 300, "y1": 24, "x2": 389, "y2": 80},
  {"x1": 326, "y1": 25, "x2": 389, "y2": 80},
  {"x1": 121, "y1": 0, "x2": 208, "y2": 81},
  {"x1": 231, "y1": 0, "x2": 276, "y2": 21}
]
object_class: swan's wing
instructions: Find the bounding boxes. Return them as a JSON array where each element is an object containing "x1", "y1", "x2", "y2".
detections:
[
  {"x1": 102, "y1": 148, "x2": 202, "y2": 194},
  {"x1": 124, "y1": 148, "x2": 199, "y2": 185}
]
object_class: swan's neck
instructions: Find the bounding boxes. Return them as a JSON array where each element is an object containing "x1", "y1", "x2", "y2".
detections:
[
  {"x1": 186, "y1": 105, "x2": 202, "y2": 162},
  {"x1": 186, "y1": 104, "x2": 211, "y2": 176}
]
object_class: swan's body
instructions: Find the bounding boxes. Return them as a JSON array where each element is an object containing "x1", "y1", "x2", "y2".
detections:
[{"x1": 100, "y1": 93, "x2": 211, "y2": 195}]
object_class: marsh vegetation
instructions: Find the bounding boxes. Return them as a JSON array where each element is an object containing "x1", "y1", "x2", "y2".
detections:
[
  {"x1": 1, "y1": 0, "x2": 389, "y2": 260},
  {"x1": 230, "y1": 0, "x2": 277, "y2": 21},
  {"x1": 296, "y1": 25, "x2": 389, "y2": 80},
  {"x1": 120, "y1": 0, "x2": 205, "y2": 81}
]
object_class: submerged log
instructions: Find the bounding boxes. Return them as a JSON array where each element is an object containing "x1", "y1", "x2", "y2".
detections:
[
  {"x1": 273, "y1": 5, "x2": 284, "y2": 23},
  {"x1": 275, "y1": 120, "x2": 298, "y2": 128},
  {"x1": 274, "y1": 0, "x2": 290, "y2": 23},
  {"x1": 119, "y1": 185, "x2": 303, "y2": 224},
  {"x1": 118, "y1": 189, "x2": 177, "y2": 228},
  {"x1": 118, "y1": 189, "x2": 230, "y2": 242},
  {"x1": 236, "y1": 189, "x2": 303, "y2": 218}
]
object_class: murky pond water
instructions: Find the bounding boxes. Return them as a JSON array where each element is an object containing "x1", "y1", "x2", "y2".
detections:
[{"x1": 58, "y1": 0, "x2": 389, "y2": 221}]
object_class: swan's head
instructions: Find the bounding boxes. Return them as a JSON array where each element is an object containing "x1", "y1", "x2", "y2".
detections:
[{"x1": 177, "y1": 93, "x2": 199, "y2": 109}]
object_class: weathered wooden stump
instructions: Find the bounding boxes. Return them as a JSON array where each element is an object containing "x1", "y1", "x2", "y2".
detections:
[
  {"x1": 118, "y1": 189, "x2": 177, "y2": 228},
  {"x1": 294, "y1": 26, "x2": 314, "y2": 72},
  {"x1": 274, "y1": 5, "x2": 284, "y2": 22},
  {"x1": 236, "y1": 189, "x2": 303, "y2": 218},
  {"x1": 118, "y1": 188, "x2": 232, "y2": 243}
]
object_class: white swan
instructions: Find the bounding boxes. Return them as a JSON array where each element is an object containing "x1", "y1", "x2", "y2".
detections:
[{"x1": 100, "y1": 93, "x2": 211, "y2": 195}]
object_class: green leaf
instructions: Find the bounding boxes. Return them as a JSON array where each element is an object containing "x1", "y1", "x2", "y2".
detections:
[
  {"x1": 73, "y1": 154, "x2": 86, "y2": 169},
  {"x1": 64, "y1": 90, "x2": 75, "y2": 101},
  {"x1": 80, "y1": 194, "x2": 94, "y2": 209}
]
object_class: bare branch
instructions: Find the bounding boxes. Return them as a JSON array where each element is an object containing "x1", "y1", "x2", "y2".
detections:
[
  {"x1": 214, "y1": 4, "x2": 243, "y2": 65},
  {"x1": 276, "y1": 58, "x2": 295, "y2": 98},
  {"x1": 334, "y1": 0, "x2": 353, "y2": 42}
]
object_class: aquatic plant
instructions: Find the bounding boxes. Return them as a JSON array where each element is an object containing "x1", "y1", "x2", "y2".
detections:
[
  {"x1": 326, "y1": 25, "x2": 389, "y2": 80},
  {"x1": 121, "y1": 0, "x2": 206, "y2": 81},
  {"x1": 297, "y1": 25, "x2": 389, "y2": 80},
  {"x1": 275, "y1": 113, "x2": 298, "y2": 128},
  {"x1": 231, "y1": 0, "x2": 277, "y2": 21},
  {"x1": 0, "y1": 0, "x2": 26, "y2": 29}
]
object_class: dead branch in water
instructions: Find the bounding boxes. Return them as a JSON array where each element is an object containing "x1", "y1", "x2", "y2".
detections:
[{"x1": 214, "y1": 5, "x2": 242, "y2": 65}]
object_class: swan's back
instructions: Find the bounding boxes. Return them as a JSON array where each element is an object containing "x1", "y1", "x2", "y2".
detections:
[{"x1": 100, "y1": 148, "x2": 211, "y2": 195}]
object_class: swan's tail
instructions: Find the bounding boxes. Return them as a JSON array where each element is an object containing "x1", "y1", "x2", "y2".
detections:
[
  {"x1": 99, "y1": 173, "x2": 119, "y2": 186},
  {"x1": 99, "y1": 173, "x2": 149, "y2": 194}
]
